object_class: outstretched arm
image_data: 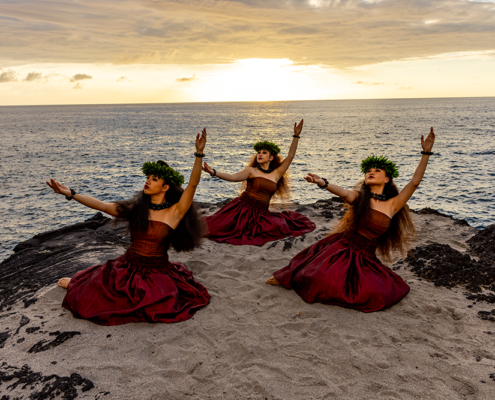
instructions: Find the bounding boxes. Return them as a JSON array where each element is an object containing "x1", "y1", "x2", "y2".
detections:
[
  {"x1": 391, "y1": 127, "x2": 436, "y2": 215},
  {"x1": 274, "y1": 119, "x2": 303, "y2": 181},
  {"x1": 305, "y1": 173, "x2": 359, "y2": 204},
  {"x1": 46, "y1": 179, "x2": 119, "y2": 216},
  {"x1": 202, "y1": 162, "x2": 252, "y2": 182},
  {"x1": 175, "y1": 129, "x2": 207, "y2": 220}
]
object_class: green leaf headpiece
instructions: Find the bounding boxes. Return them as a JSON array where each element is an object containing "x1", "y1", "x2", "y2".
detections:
[
  {"x1": 253, "y1": 141, "x2": 281, "y2": 155},
  {"x1": 142, "y1": 161, "x2": 185, "y2": 187},
  {"x1": 361, "y1": 155, "x2": 399, "y2": 179}
]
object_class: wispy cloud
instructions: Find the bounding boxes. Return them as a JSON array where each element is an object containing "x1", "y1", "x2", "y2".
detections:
[
  {"x1": 354, "y1": 81, "x2": 385, "y2": 85},
  {"x1": 73, "y1": 82, "x2": 84, "y2": 89},
  {"x1": 24, "y1": 72, "x2": 43, "y2": 82},
  {"x1": 0, "y1": 69, "x2": 17, "y2": 83},
  {"x1": 70, "y1": 74, "x2": 92, "y2": 82},
  {"x1": 176, "y1": 74, "x2": 196, "y2": 82},
  {"x1": 0, "y1": 0, "x2": 493, "y2": 69},
  {"x1": 116, "y1": 76, "x2": 129, "y2": 82}
]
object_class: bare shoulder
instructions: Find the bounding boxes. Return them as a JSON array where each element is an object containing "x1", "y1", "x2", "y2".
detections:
[
  {"x1": 345, "y1": 190, "x2": 360, "y2": 204},
  {"x1": 245, "y1": 166, "x2": 256, "y2": 176}
]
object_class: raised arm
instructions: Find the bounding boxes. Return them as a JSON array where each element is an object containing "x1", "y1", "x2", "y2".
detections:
[
  {"x1": 174, "y1": 129, "x2": 207, "y2": 220},
  {"x1": 46, "y1": 179, "x2": 119, "y2": 216},
  {"x1": 305, "y1": 173, "x2": 359, "y2": 204},
  {"x1": 391, "y1": 127, "x2": 436, "y2": 215},
  {"x1": 274, "y1": 119, "x2": 303, "y2": 180},
  {"x1": 202, "y1": 162, "x2": 252, "y2": 182}
]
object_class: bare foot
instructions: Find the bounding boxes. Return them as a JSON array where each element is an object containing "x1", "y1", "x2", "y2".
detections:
[
  {"x1": 265, "y1": 276, "x2": 280, "y2": 285},
  {"x1": 58, "y1": 278, "x2": 71, "y2": 289}
]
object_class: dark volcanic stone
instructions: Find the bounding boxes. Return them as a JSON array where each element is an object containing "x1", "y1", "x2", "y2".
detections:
[
  {"x1": 0, "y1": 213, "x2": 129, "y2": 311},
  {"x1": 311, "y1": 199, "x2": 345, "y2": 218},
  {"x1": 402, "y1": 243, "x2": 495, "y2": 293},
  {"x1": 479, "y1": 310, "x2": 495, "y2": 322},
  {"x1": 468, "y1": 223, "x2": 495, "y2": 263},
  {"x1": 14, "y1": 316, "x2": 30, "y2": 335},
  {"x1": 412, "y1": 207, "x2": 471, "y2": 227},
  {"x1": 466, "y1": 293, "x2": 495, "y2": 304},
  {"x1": 0, "y1": 363, "x2": 96, "y2": 399},
  {"x1": 28, "y1": 331, "x2": 81, "y2": 353},
  {"x1": 0, "y1": 331, "x2": 10, "y2": 349},
  {"x1": 282, "y1": 237, "x2": 295, "y2": 251}
]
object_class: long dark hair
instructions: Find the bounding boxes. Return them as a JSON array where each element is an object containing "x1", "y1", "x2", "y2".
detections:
[
  {"x1": 240, "y1": 153, "x2": 291, "y2": 202},
  {"x1": 115, "y1": 160, "x2": 206, "y2": 252},
  {"x1": 332, "y1": 178, "x2": 415, "y2": 261}
]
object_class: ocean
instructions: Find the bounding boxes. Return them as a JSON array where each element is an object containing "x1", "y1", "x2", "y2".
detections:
[{"x1": 1, "y1": 98, "x2": 494, "y2": 261}]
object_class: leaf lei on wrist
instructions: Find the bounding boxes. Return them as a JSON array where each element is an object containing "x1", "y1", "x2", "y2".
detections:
[
  {"x1": 360, "y1": 155, "x2": 399, "y2": 179},
  {"x1": 253, "y1": 141, "x2": 281, "y2": 155},
  {"x1": 142, "y1": 161, "x2": 185, "y2": 186}
]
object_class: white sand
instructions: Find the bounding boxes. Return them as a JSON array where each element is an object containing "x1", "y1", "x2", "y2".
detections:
[{"x1": 1, "y1": 206, "x2": 494, "y2": 400}]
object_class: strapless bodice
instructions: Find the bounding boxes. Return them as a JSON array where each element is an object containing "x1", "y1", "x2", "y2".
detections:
[
  {"x1": 129, "y1": 220, "x2": 174, "y2": 257},
  {"x1": 357, "y1": 209, "x2": 391, "y2": 240},
  {"x1": 244, "y1": 177, "x2": 277, "y2": 204}
]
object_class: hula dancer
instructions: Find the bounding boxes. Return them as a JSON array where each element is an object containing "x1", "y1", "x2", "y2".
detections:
[
  {"x1": 266, "y1": 128, "x2": 436, "y2": 312},
  {"x1": 46, "y1": 129, "x2": 210, "y2": 325},
  {"x1": 202, "y1": 120, "x2": 315, "y2": 246}
]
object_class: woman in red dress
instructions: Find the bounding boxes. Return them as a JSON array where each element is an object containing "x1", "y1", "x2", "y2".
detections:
[
  {"x1": 46, "y1": 129, "x2": 210, "y2": 325},
  {"x1": 266, "y1": 128, "x2": 436, "y2": 312},
  {"x1": 202, "y1": 120, "x2": 315, "y2": 246}
]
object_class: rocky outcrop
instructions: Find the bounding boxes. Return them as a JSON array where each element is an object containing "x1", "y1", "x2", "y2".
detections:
[
  {"x1": 0, "y1": 363, "x2": 96, "y2": 400},
  {"x1": 397, "y1": 224, "x2": 495, "y2": 319},
  {"x1": 0, "y1": 213, "x2": 129, "y2": 312}
]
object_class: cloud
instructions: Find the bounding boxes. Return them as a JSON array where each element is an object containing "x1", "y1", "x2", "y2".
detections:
[
  {"x1": 70, "y1": 74, "x2": 92, "y2": 82},
  {"x1": 73, "y1": 82, "x2": 84, "y2": 89},
  {"x1": 113, "y1": 52, "x2": 162, "y2": 65},
  {"x1": 116, "y1": 76, "x2": 129, "y2": 82},
  {"x1": 0, "y1": 1, "x2": 494, "y2": 68},
  {"x1": 24, "y1": 72, "x2": 43, "y2": 82},
  {"x1": 0, "y1": 69, "x2": 17, "y2": 83},
  {"x1": 354, "y1": 81, "x2": 385, "y2": 85},
  {"x1": 176, "y1": 74, "x2": 196, "y2": 82}
]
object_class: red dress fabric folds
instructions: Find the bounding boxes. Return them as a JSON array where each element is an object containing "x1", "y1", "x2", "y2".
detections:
[
  {"x1": 62, "y1": 221, "x2": 210, "y2": 326},
  {"x1": 273, "y1": 209, "x2": 410, "y2": 312},
  {"x1": 206, "y1": 177, "x2": 316, "y2": 246}
]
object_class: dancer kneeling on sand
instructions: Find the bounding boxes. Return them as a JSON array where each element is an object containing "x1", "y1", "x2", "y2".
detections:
[
  {"x1": 266, "y1": 128, "x2": 436, "y2": 312},
  {"x1": 46, "y1": 129, "x2": 210, "y2": 326},
  {"x1": 202, "y1": 120, "x2": 316, "y2": 246}
]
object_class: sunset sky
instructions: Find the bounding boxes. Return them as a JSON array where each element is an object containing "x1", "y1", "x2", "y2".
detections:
[{"x1": 1, "y1": 0, "x2": 494, "y2": 105}]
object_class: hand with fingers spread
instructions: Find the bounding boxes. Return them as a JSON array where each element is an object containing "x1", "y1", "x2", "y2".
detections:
[
  {"x1": 294, "y1": 119, "x2": 304, "y2": 137},
  {"x1": 304, "y1": 173, "x2": 325, "y2": 187},
  {"x1": 421, "y1": 127, "x2": 435, "y2": 152},
  {"x1": 46, "y1": 178, "x2": 72, "y2": 197},
  {"x1": 202, "y1": 161, "x2": 215, "y2": 176},
  {"x1": 196, "y1": 128, "x2": 207, "y2": 153}
]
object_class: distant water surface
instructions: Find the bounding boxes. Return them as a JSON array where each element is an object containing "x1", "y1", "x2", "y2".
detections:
[{"x1": 1, "y1": 98, "x2": 494, "y2": 261}]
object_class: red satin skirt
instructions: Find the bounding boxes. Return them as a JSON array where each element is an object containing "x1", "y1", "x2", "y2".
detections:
[
  {"x1": 273, "y1": 232, "x2": 410, "y2": 312},
  {"x1": 206, "y1": 193, "x2": 316, "y2": 246},
  {"x1": 62, "y1": 250, "x2": 210, "y2": 326}
]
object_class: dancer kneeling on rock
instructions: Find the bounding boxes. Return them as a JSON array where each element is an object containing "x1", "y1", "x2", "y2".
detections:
[
  {"x1": 46, "y1": 129, "x2": 210, "y2": 325},
  {"x1": 266, "y1": 128, "x2": 436, "y2": 312},
  {"x1": 202, "y1": 119, "x2": 315, "y2": 246}
]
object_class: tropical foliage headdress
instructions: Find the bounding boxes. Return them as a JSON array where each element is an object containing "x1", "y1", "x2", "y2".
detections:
[
  {"x1": 142, "y1": 161, "x2": 185, "y2": 186},
  {"x1": 360, "y1": 155, "x2": 399, "y2": 179},
  {"x1": 253, "y1": 141, "x2": 281, "y2": 155}
]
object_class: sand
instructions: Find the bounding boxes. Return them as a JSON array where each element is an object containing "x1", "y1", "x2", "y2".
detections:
[{"x1": 1, "y1": 202, "x2": 494, "y2": 400}]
